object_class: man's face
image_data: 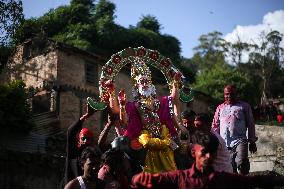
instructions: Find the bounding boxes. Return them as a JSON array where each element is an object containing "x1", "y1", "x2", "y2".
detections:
[
  {"x1": 82, "y1": 157, "x2": 101, "y2": 178},
  {"x1": 193, "y1": 118, "x2": 202, "y2": 129},
  {"x1": 193, "y1": 118, "x2": 210, "y2": 132},
  {"x1": 182, "y1": 117, "x2": 195, "y2": 128},
  {"x1": 224, "y1": 87, "x2": 236, "y2": 104},
  {"x1": 182, "y1": 118, "x2": 189, "y2": 127},
  {"x1": 192, "y1": 144, "x2": 215, "y2": 172}
]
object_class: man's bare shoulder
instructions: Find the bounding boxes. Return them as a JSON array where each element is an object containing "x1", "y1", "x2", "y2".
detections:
[{"x1": 64, "y1": 178, "x2": 80, "y2": 189}]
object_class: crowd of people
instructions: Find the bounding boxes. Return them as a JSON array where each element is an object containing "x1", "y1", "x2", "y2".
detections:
[{"x1": 62, "y1": 58, "x2": 284, "y2": 189}]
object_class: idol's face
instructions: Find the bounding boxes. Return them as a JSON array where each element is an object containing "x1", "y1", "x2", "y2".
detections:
[
  {"x1": 137, "y1": 76, "x2": 155, "y2": 97},
  {"x1": 138, "y1": 77, "x2": 151, "y2": 90}
]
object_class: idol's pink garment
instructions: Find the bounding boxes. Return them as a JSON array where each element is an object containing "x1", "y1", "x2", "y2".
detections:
[{"x1": 124, "y1": 96, "x2": 177, "y2": 140}]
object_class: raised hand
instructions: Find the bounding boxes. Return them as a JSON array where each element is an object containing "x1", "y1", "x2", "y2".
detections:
[
  {"x1": 104, "y1": 80, "x2": 115, "y2": 94},
  {"x1": 174, "y1": 72, "x2": 182, "y2": 82},
  {"x1": 172, "y1": 72, "x2": 182, "y2": 89},
  {"x1": 80, "y1": 104, "x2": 95, "y2": 121}
]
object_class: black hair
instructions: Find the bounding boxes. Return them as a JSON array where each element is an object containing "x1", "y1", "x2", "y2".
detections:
[
  {"x1": 191, "y1": 131, "x2": 219, "y2": 154},
  {"x1": 195, "y1": 113, "x2": 211, "y2": 127},
  {"x1": 80, "y1": 146, "x2": 102, "y2": 166},
  {"x1": 101, "y1": 148, "x2": 125, "y2": 178},
  {"x1": 181, "y1": 110, "x2": 196, "y2": 120}
]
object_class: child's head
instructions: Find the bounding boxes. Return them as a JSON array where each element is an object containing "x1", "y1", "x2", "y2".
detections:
[{"x1": 194, "y1": 113, "x2": 211, "y2": 132}]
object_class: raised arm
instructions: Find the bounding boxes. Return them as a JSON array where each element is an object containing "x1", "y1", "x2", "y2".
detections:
[
  {"x1": 105, "y1": 80, "x2": 120, "y2": 114},
  {"x1": 118, "y1": 89, "x2": 128, "y2": 126},
  {"x1": 67, "y1": 104, "x2": 95, "y2": 150},
  {"x1": 170, "y1": 72, "x2": 182, "y2": 120},
  {"x1": 97, "y1": 115, "x2": 114, "y2": 151}
]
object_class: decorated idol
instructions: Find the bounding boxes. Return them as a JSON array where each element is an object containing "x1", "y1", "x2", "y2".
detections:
[
  {"x1": 90, "y1": 47, "x2": 193, "y2": 173},
  {"x1": 110, "y1": 62, "x2": 181, "y2": 173}
]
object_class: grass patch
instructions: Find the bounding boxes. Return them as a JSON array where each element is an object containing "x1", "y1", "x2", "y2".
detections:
[{"x1": 256, "y1": 120, "x2": 284, "y2": 127}]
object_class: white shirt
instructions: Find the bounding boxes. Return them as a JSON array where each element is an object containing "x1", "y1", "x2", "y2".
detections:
[{"x1": 77, "y1": 176, "x2": 87, "y2": 189}]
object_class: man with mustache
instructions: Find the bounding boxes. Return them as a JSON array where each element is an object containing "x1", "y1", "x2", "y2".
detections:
[{"x1": 64, "y1": 146, "x2": 105, "y2": 189}]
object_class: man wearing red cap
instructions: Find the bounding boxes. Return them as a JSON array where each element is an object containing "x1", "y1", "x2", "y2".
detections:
[{"x1": 63, "y1": 104, "x2": 97, "y2": 185}]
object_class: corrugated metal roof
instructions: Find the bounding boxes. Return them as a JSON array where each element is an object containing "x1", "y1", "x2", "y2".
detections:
[
  {"x1": 0, "y1": 111, "x2": 63, "y2": 154},
  {"x1": 0, "y1": 132, "x2": 46, "y2": 153}
]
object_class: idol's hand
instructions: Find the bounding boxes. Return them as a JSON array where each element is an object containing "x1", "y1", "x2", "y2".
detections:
[
  {"x1": 173, "y1": 72, "x2": 182, "y2": 89},
  {"x1": 104, "y1": 80, "x2": 115, "y2": 94},
  {"x1": 174, "y1": 72, "x2": 182, "y2": 82},
  {"x1": 118, "y1": 89, "x2": 126, "y2": 106}
]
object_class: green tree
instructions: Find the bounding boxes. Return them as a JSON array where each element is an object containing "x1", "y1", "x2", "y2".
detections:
[
  {"x1": 191, "y1": 31, "x2": 260, "y2": 106},
  {"x1": 0, "y1": 80, "x2": 34, "y2": 133},
  {"x1": 136, "y1": 15, "x2": 161, "y2": 33},
  {"x1": 71, "y1": 0, "x2": 95, "y2": 7},
  {"x1": 0, "y1": 0, "x2": 24, "y2": 72},
  {"x1": 0, "y1": 0, "x2": 24, "y2": 45},
  {"x1": 192, "y1": 31, "x2": 227, "y2": 71},
  {"x1": 225, "y1": 36, "x2": 250, "y2": 66},
  {"x1": 193, "y1": 63, "x2": 256, "y2": 106},
  {"x1": 248, "y1": 31, "x2": 284, "y2": 104},
  {"x1": 12, "y1": 0, "x2": 182, "y2": 67}
]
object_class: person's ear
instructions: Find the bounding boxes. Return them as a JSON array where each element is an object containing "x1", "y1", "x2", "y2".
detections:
[{"x1": 191, "y1": 146, "x2": 196, "y2": 158}]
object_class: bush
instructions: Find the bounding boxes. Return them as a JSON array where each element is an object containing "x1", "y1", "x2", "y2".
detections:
[{"x1": 0, "y1": 80, "x2": 34, "y2": 133}]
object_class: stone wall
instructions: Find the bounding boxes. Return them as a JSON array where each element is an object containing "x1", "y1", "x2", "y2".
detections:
[
  {"x1": 57, "y1": 51, "x2": 99, "y2": 94},
  {"x1": 250, "y1": 125, "x2": 284, "y2": 173},
  {"x1": 4, "y1": 44, "x2": 58, "y2": 88}
]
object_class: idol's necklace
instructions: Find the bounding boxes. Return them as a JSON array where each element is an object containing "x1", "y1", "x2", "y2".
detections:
[{"x1": 138, "y1": 97, "x2": 162, "y2": 138}]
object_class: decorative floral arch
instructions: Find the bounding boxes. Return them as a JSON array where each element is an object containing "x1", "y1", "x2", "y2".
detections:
[{"x1": 88, "y1": 47, "x2": 194, "y2": 111}]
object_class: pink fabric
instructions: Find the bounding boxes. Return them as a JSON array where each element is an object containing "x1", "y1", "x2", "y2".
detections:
[
  {"x1": 277, "y1": 115, "x2": 283, "y2": 123},
  {"x1": 98, "y1": 164, "x2": 111, "y2": 180},
  {"x1": 124, "y1": 96, "x2": 177, "y2": 140}
]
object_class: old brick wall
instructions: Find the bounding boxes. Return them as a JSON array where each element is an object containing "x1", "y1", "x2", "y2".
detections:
[
  {"x1": 5, "y1": 44, "x2": 58, "y2": 89},
  {"x1": 57, "y1": 51, "x2": 99, "y2": 94}
]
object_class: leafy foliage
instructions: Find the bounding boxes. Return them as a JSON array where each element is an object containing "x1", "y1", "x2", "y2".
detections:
[
  {"x1": 12, "y1": 0, "x2": 181, "y2": 66},
  {"x1": 247, "y1": 31, "x2": 284, "y2": 104},
  {"x1": 0, "y1": 0, "x2": 24, "y2": 72},
  {"x1": 0, "y1": 44, "x2": 13, "y2": 72},
  {"x1": 193, "y1": 63, "x2": 256, "y2": 105},
  {"x1": 0, "y1": 0, "x2": 24, "y2": 45},
  {"x1": 136, "y1": 15, "x2": 161, "y2": 33},
  {"x1": 190, "y1": 29, "x2": 284, "y2": 106},
  {"x1": 6, "y1": 0, "x2": 284, "y2": 108},
  {"x1": 0, "y1": 80, "x2": 35, "y2": 133}
]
